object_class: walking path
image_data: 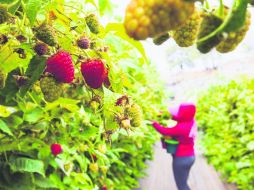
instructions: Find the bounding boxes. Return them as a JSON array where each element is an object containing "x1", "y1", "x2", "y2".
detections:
[{"x1": 134, "y1": 142, "x2": 236, "y2": 190}]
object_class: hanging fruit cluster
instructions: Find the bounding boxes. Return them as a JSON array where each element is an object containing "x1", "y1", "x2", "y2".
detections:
[{"x1": 124, "y1": 0, "x2": 252, "y2": 54}]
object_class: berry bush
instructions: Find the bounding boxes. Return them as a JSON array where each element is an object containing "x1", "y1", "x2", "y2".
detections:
[
  {"x1": 0, "y1": 0, "x2": 167, "y2": 189},
  {"x1": 197, "y1": 79, "x2": 254, "y2": 190}
]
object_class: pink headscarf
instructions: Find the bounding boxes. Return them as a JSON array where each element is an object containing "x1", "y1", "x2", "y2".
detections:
[{"x1": 168, "y1": 103, "x2": 197, "y2": 139}]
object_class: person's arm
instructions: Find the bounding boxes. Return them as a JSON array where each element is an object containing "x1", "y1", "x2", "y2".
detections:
[{"x1": 152, "y1": 121, "x2": 182, "y2": 136}]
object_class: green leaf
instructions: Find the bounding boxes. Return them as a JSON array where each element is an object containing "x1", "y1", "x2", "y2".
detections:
[
  {"x1": 34, "y1": 175, "x2": 58, "y2": 188},
  {"x1": 8, "y1": 0, "x2": 21, "y2": 14},
  {"x1": 25, "y1": 0, "x2": 43, "y2": 25},
  {"x1": 98, "y1": 0, "x2": 110, "y2": 16},
  {"x1": 20, "y1": 56, "x2": 46, "y2": 97},
  {"x1": 223, "y1": 0, "x2": 249, "y2": 32},
  {"x1": 0, "y1": 105, "x2": 17, "y2": 117},
  {"x1": 0, "y1": 0, "x2": 16, "y2": 3},
  {"x1": 0, "y1": 69, "x2": 20, "y2": 103},
  {"x1": 9, "y1": 156, "x2": 45, "y2": 177},
  {"x1": 105, "y1": 23, "x2": 148, "y2": 62},
  {"x1": 85, "y1": 0, "x2": 97, "y2": 7},
  {"x1": 0, "y1": 119, "x2": 13, "y2": 136},
  {"x1": 23, "y1": 107, "x2": 44, "y2": 123}
]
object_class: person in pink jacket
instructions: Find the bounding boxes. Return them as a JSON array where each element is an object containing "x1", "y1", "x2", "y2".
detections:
[{"x1": 152, "y1": 103, "x2": 197, "y2": 190}]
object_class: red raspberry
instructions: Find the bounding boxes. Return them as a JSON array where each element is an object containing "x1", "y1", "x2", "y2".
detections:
[
  {"x1": 51, "y1": 143, "x2": 62, "y2": 156},
  {"x1": 81, "y1": 59, "x2": 107, "y2": 89},
  {"x1": 46, "y1": 51, "x2": 74, "y2": 83},
  {"x1": 102, "y1": 186, "x2": 107, "y2": 190}
]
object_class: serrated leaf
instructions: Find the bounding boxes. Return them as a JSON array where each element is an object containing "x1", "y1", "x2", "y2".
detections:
[
  {"x1": 9, "y1": 156, "x2": 45, "y2": 177},
  {"x1": 25, "y1": 0, "x2": 43, "y2": 25},
  {"x1": 20, "y1": 56, "x2": 46, "y2": 97},
  {"x1": 0, "y1": 119, "x2": 13, "y2": 136}
]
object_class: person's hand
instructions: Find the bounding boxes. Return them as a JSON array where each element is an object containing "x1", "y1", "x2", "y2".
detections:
[{"x1": 151, "y1": 121, "x2": 160, "y2": 128}]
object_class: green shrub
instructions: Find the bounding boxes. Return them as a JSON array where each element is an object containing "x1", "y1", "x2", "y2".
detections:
[{"x1": 197, "y1": 78, "x2": 254, "y2": 190}]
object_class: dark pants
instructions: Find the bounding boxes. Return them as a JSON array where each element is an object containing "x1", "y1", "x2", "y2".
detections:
[{"x1": 172, "y1": 156, "x2": 195, "y2": 190}]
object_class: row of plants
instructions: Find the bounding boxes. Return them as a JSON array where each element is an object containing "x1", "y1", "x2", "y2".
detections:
[
  {"x1": 196, "y1": 78, "x2": 254, "y2": 190},
  {"x1": 0, "y1": 0, "x2": 168, "y2": 189}
]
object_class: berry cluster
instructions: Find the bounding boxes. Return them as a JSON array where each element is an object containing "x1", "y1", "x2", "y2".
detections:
[{"x1": 124, "y1": 0, "x2": 194, "y2": 40}]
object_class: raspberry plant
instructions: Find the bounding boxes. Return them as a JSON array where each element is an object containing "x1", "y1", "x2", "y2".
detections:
[{"x1": 0, "y1": 0, "x2": 167, "y2": 189}]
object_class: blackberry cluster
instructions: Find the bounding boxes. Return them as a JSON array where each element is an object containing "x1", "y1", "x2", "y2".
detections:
[
  {"x1": 197, "y1": 12, "x2": 223, "y2": 53},
  {"x1": 172, "y1": 9, "x2": 202, "y2": 47},
  {"x1": 216, "y1": 11, "x2": 251, "y2": 53}
]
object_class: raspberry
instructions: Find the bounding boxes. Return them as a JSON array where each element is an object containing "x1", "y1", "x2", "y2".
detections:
[
  {"x1": 216, "y1": 11, "x2": 251, "y2": 53},
  {"x1": 34, "y1": 42, "x2": 48, "y2": 56},
  {"x1": 81, "y1": 59, "x2": 107, "y2": 89},
  {"x1": 0, "y1": 69, "x2": 6, "y2": 89},
  {"x1": 124, "y1": 0, "x2": 194, "y2": 40},
  {"x1": 0, "y1": 5, "x2": 8, "y2": 24},
  {"x1": 50, "y1": 143, "x2": 63, "y2": 156},
  {"x1": 0, "y1": 34, "x2": 8, "y2": 45},
  {"x1": 116, "y1": 95, "x2": 129, "y2": 106},
  {"x1": 153, "y1": 33, "x2": 170, "y2": 45},
  {"x1": 46, "y1": 51, "x2": 74, "y2": 83},
  {"x1": 102, "y1": 186, "x2": 108, "y2": 190},
  {"x1": 40, "y1": 76, "x2": 63, "y2": 102},
  {"x1": 85, "y1": 14, "x2": 100, "y2": 34},
  {"x1": 126, "y1": 103, "x2": 142, "y2": 128},
  {"x1": 16, "y1": 35, "x2": 27, "y2": 43},
  {"x1": 77, "y1": 36, "x2": 90, "y2": 49},
  {"x1": 89, "y1": 163, "x2": 99, "y2": 173},
  {"x1": 35, "y1": 24, "x2": 57, "y2": 46},
  {"x1": 172, "y1": 9, "x2": 202, "y2": 47},
  {"x1": 13, "y1": 75, "x2": 29, "y2": 87},
  {"x1": 197, "y1": 12, "x2": 223, "y2": 53}
]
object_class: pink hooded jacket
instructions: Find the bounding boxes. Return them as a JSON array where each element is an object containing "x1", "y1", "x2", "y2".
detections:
[{"x1": 153, "y1": 103, "x2": 197, "y2": 157}]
